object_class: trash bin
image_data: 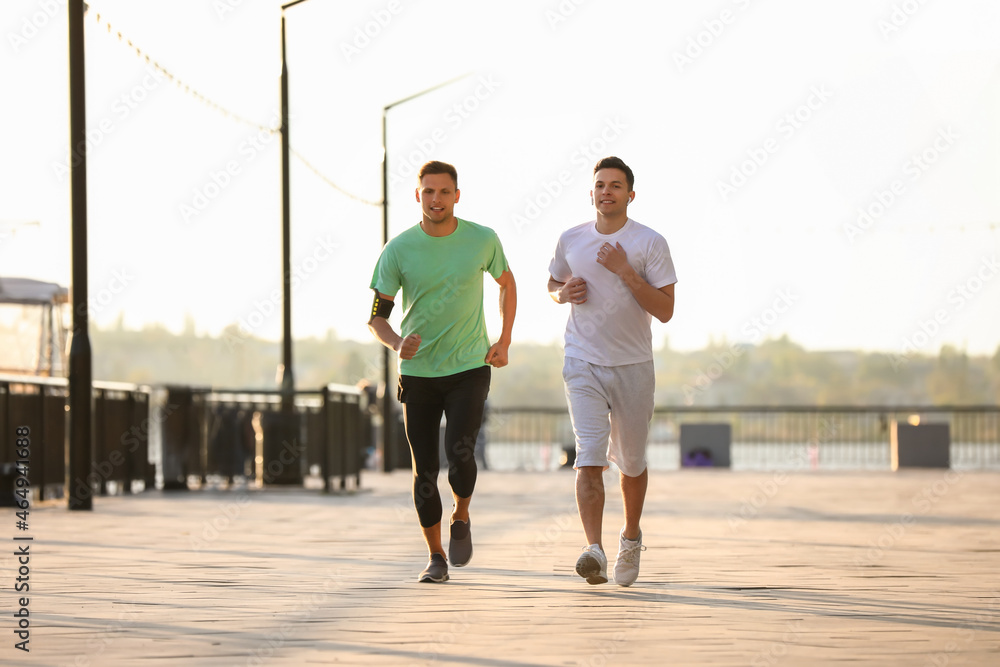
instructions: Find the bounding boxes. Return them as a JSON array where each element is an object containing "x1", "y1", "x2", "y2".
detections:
[
  {"x1": 260, "y1": 410, "x2": 305, "y2": 485},
  {"x1": 891, "y1": 422, "x2": 950, "y2": 469},
  {"x1": 679, "y1": 423, "x2": 731, "y2": 468},
  {"x1": 208, "y1": 406, "x2": 250, "y2": 482},
  {"x1": 161, "y1": 386, "x2": 202, "y2": 490},
  {"x1": 682, "y1": 447, "x2": 714, "y2": 467}
]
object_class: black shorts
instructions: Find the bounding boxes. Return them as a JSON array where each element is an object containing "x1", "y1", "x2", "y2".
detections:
[{"x1": 397, "y1": 365, "x2": 491, "y2": 405}]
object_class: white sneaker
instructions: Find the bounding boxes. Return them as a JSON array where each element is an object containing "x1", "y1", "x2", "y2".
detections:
[
  {"x1": 575, "y1": 544, "x2": 608, "y2": 585},
  {"x1": 614, "y1": 529, "x2": 646, "y2": 587}
]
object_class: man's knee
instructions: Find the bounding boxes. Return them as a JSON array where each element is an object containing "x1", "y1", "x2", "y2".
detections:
[
  {"x1": 620, "y1": 466, "x2": 648, "y2": 480},
  {"x1": 577, "y1": 466, "x2": 604, "y2": 487}
]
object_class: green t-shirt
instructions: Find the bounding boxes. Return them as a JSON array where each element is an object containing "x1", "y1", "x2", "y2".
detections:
[{"x1": 370, "y1": 217, "x2": 509, "y2": 378}]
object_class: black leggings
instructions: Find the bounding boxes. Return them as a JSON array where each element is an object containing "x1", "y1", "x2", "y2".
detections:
[{"x1": 398, "y1": 366, "x2": 491, "y2": 528}]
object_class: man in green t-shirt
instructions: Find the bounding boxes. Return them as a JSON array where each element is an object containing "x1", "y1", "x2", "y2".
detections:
[{"x1": 368, "y1": 160, "x2": 517, "y2": 583}]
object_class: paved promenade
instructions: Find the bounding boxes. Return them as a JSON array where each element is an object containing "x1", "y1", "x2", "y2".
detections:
[{"x1": 7, "y1": 469, "x2": 1000, "y2": 666}]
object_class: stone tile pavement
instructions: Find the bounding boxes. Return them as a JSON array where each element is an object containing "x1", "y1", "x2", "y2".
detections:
[{"x1": 5, "y1": 469, "x2": 1000, "y2": 666}]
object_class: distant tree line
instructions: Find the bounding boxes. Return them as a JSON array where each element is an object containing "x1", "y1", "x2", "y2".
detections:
[{"x1": 90, "y1": 322, "x2": 1000, "y2": 408}]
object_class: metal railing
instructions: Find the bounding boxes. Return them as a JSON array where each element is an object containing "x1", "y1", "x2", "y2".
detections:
[
  {"x1": 154, "y1": 384, "x2": 370, "y2": 492},
  {"x1": 0, "y1": 375, "x2": 372, "y2": 502},
  {"x1": 0, "y1": 374, "x2": 151, "y2": 502},
  {"x1": 483, "y1": 405, "x2": 1000, "y2": 472},
  {"x1": 3, "y1": 373, "x2": 997, "y2": 500}
]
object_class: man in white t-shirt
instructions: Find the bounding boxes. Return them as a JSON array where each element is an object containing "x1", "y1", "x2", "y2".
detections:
[{"x1": 547, "y1": 156, "x2": 677, "y2": 586}]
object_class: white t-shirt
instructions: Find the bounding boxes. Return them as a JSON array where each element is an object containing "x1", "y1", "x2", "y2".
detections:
[{"x1": 548, "y1": 218, "x2": 677, "y2": 366}]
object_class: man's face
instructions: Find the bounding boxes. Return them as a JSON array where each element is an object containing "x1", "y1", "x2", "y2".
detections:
[
  {"x1": 591, "y1": 168, "x2": 632, "y2": 216},
  {"x1": 416, "y1": 173, "x2": 460, "y2": 224}
]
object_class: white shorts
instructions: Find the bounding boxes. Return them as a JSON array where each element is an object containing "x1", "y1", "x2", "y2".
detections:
[{"x1": 562, "y1": 356, "x2": 654, "y2": 477}]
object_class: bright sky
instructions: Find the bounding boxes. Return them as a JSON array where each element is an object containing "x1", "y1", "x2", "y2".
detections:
[{"x1": 2, "y1": 0, "x2": 999, "y2": 359}]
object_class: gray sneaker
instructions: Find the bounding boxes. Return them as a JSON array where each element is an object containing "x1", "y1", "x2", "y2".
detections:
[
  {"x1": 575, "y1": 544, "x2": 608, "y2": 585},
  {"x1": 449, "y1": 519, "x2": 473, "y2": 567},
  {"x1": 418, "y1": 553, "x2": 449, "y2": 583},
  {"x1": 614, "y1": 529, "x2": 646, "y2": 587}
]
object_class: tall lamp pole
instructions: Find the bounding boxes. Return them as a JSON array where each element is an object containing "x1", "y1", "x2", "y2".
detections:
[
  {"x1": 379, "y1": 74, "x2": 469, "y2": 472},
  {"x1": 68, "y1": 0, "x2": 92, "y2": 510},
  {"x1": 278, "y1": 0, "x2": 310, "y2": 481}
]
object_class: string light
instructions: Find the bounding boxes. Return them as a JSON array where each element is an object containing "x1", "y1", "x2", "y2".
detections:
[
  {"x1": 89, "y1": 6, "x2": 382, "y2": 207},
  {"x1": 80, "y1": 8, "x2": 997, "y2": 227},
  {"x1": 291, "y1": 150, "x2": 382, "y2": 207}
]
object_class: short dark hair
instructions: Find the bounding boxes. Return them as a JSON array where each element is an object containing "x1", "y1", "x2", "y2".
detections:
[
  {"x1": 418, "y1": 161, "x2": 458, "y2": 188},
  {"x1": 593, "y1": 156, "x2": 634, "y2": 191}
]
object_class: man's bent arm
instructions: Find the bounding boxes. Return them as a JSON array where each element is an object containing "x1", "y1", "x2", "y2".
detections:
[
  {"x1": 485, "y1": 270, "x2": 516, "y2": 367},
  {"x1": 547, "y1": 276, "x2": 566, "y2": 303},
  {"x1": 496, "y1": 270, "x2": 517, "y2": 343},
  {"x1": 368, "y1": 292, "x2": 403, "y2": 351},
  {"x1": 369, "y1": 316, "x2": 403, "y2": 353},
  {"x1": 617, "y1": 268, "x2": 675, "y2": 323}
]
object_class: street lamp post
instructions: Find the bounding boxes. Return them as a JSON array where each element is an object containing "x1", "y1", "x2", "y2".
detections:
[
  {"x1": 379, "y1": 74, "x2": 469, "y2": 472},
  {"x1": 68, "y1": 0, "x2": 92, "y2": 510},
  {"x1": 275, "y1": 0, "x2": 311, "y2": 484}
]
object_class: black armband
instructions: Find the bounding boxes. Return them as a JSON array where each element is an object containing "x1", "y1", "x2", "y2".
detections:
[{"x1": 368, "y1": 290, "x2": 395, "y2": 324}]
